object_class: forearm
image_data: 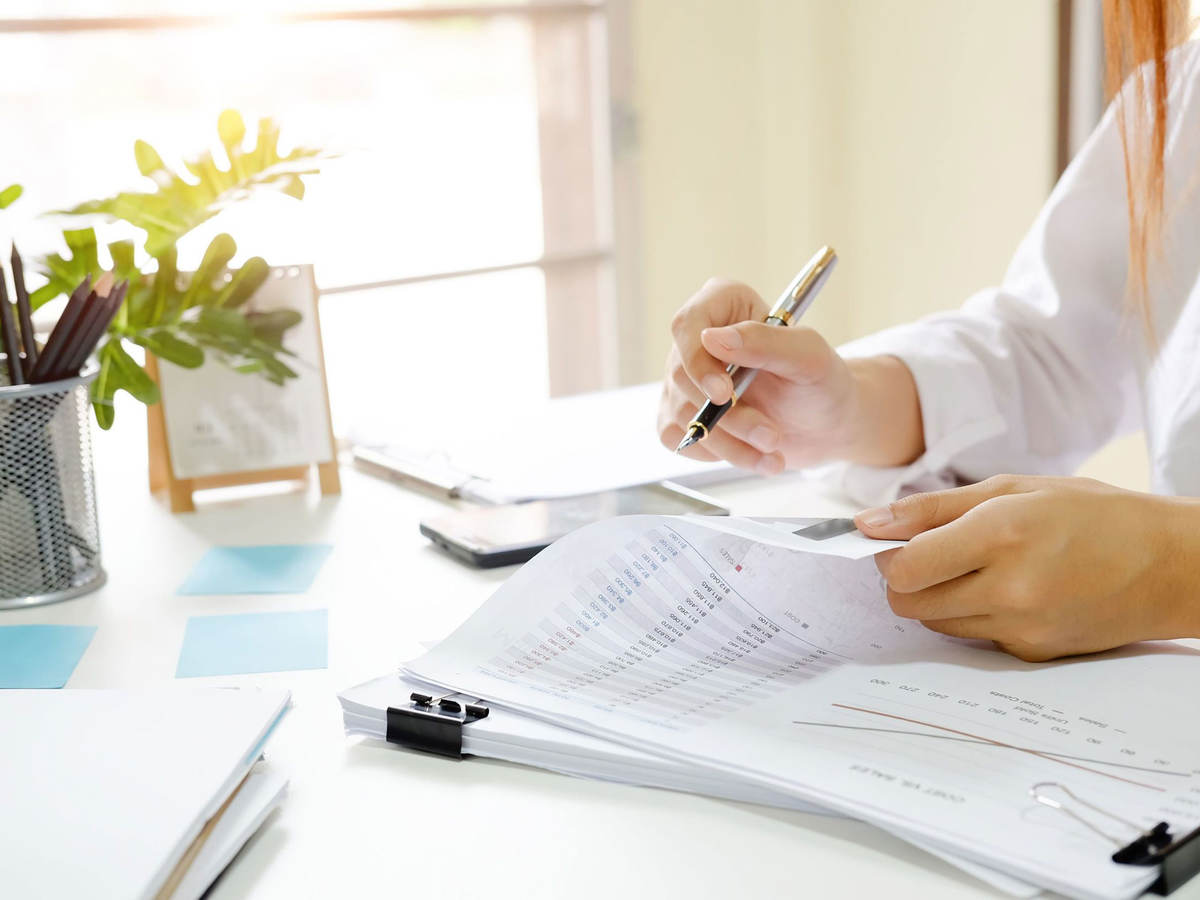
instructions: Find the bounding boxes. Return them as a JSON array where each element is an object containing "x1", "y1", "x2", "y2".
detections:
[{"x1": 841, "y1": 355, "x2": 925, "y2": 468}]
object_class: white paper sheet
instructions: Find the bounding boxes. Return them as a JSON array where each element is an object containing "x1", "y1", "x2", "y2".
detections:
[
  {"x1": 685, "y1": 515, "x2": 906, "y2": 558},
  {"x1": 355, "y1": 382, "x2": 744, "y2": 503},
  {"x1": 405, "y1": 515, "x2": 1195, "y2": 899}
]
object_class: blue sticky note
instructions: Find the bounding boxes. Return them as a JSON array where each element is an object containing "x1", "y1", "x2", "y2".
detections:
[
  {"x1": 178, "y1": 544, "x2": 333, "y2": 595},
  {"x1": 0, "y1": 624, "x2": 97, "y2": 688},
  {"x1": 176, "y1": 609, "x2": 328, "y2": 678}
]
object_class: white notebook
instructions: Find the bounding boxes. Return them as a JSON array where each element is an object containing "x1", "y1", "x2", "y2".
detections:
[
  {"x1": 0, "y1": 688, "x2": 290, "y2": 900},
  {"x1": 174, "y1": 763, "x2": 288, "y2": 900}
]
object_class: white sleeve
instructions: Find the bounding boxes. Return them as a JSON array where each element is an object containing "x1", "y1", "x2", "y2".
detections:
[{"x1": 824, "y1": 95, "x2": 1144, "y2": 508}]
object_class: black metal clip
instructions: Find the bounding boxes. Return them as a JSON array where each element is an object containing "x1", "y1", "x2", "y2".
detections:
[{"x1": 385, "y1": 691, "x2": 490, "y2": 759}]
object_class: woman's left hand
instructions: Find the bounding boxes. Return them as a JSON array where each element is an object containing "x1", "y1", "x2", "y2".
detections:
[{"x1": 854, "y1": 475, "x2": 1200, "y2": 661}]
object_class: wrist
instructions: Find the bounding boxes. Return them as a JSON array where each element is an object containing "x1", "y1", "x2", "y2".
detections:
[
  {"x1": 1149, "y1": 495, "x2": 1200, "y2": 639},
  {"x1": 840, "y1": 356, "x2": 925, "y2": 467}
]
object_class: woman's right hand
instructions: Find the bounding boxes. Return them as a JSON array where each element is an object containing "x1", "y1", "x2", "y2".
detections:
[{"x1": 658, "y1": 277, "x2": 884, "y2": 474}]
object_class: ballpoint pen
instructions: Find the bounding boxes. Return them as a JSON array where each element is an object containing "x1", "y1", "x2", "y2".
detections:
[{"x1": 675, "y1": 245, "x2": 838, "y2": 453}]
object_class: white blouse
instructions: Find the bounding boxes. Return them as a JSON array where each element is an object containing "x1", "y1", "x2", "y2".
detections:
[{"x1": 831, "y1": 42, "x2": 1200, "y2": 506}]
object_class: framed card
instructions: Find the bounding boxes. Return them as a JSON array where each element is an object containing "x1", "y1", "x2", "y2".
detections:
[{"x1": 146, "y1": 264, "x2": 339, "y2": 512}]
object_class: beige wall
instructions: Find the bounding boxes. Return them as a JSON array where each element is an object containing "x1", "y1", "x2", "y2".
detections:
[
  {"x1": 627, "y1": 1, "x2": 769, "y2": 352},
  {"x1": 630, "y1": 0, "x2": 1056, "y2": 360},
  {"x1": 627, "y1": 0, "x2": 1150, "y2": 490}
]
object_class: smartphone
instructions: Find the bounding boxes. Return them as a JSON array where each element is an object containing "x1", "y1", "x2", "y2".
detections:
[{"x1": 419, "y1": 482, "x2": 729, "y2": 568}]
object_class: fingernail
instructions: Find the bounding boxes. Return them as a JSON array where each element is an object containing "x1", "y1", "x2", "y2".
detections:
[
  {"x1": 703, "y1": 326, "x2": 742, "y2": 351},
  {"x1": 857, "y1": 506, "x2": 894, "y2": 528},
  {"x1": 756, "y1": 455, "x2": 784, "y2": 476},
  {"x1": 701, "y1": 373, "x2": 728, "y2": 401},
  {"x1": 749, "y1": 425, "x2": 779, "y2": 452}
]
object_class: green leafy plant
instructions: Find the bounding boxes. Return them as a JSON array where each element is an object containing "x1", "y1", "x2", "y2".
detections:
[{"x1": 31, "y1": 110, "x2": 329, "y2": 428}]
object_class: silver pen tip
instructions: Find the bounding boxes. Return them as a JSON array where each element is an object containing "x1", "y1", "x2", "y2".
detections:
[{"x1": 675, "y1": 430, "x2": 700, "y2": 454}]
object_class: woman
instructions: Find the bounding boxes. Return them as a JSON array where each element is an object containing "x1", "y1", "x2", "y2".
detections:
[{"x1": 658, "y1": 0, "x2": 1200, "y2": 663}]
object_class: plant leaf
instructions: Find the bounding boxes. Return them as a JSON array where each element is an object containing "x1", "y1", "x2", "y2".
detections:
[
  {"x1": 103, "y1": 338, "x2": 160, "y2": 405},
  {"x1": 259, "y1": 354, "x2": 298, "y2": 382},
  {"x1": 281, "y1": 176, "x2": 304, "y2": 200},
  {"x1": 180, "y1": 233, "x2": 237, "y2": 312},
  {"x1": 192, "y1": 306, "x2": 253, "y2": 341},
  {"x1": 214, "y1": 256, "x2": 269, "y2": 308},
  {"x1": 246, "y1": 308, "x2": 302, "y2": 346},
  {"x1": 0, "y1": 184, "x2": 22, "y2": 209},
  {"x1": 49, "y1": 111, "x2": 334, "y2": 256},
  {"x1": 131, "y1": 330, "x2": 204, "y2": 368},
  {"x1": 90, "y1": 347, "x2": 117, "y2": 430},
  {"x1": 31, "y1": 227, "x2": 101, "y2": 310},
  {"x1": 108, "y1": 239, "x2": 136, "y2": 276},
  {"x1": 64, "y1": 228, "x2": 100, "y2": 273},
  {"x1": 134, "y1": 140, "x2": 166, "y2": 177},
  {"x1": 217, "y1": 109, "x2": 246, "y2": 152},
  {"x1": 146, "y1": 247, "x2": 177, "y2": 326}
]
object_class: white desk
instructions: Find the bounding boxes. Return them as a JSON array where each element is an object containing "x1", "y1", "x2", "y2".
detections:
[{"x1": 12, "y1": 418, "x2": 1183, "y2": 900}]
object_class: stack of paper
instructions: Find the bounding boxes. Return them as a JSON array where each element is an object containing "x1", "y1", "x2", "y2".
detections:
[
  {"x1": 341, "y1": 670, "x2": 1037, "y2": 896},
  {"x1": 342, "y1": 670, "x2": 833, "y2": 813},
  {"x1": 341, "y1": 514, "x2": 1198, "y2": 899},
  {"x1": 1, "y1": 688, "x2": 290, "y2": 900}
]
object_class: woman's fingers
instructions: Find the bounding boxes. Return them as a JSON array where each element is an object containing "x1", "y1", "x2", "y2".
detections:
[
  {"x1": 661, "y1": 420, "x2": 782, "y2": 471},
  {"x1": 874, "y1": 511, "x2": 996, "y2": 594},
  {"x1": 884, "y1": 570, "x2": 989, "y2": 620},
  {"x1": 664, "y1": 355, "x2": 782, "y2": 453},
  {"x1": 701, "y1": 426, "x2": 785, "y2": 473},
  {"x1": 918, "y1": 615, "x2": 995, "y2": 641},
  {"x1": 701, "y1": 322, "x2": 835, "y2": 383},
  {"x1": 670, "y1": 279, "x2": 766, "y2": 404},
  {"x1": 855, "y1": 475, "x2": 1035, "y2": 540},
  {"x1": 668, "y1": 356, "x2": 711, "y2": 407},
  {"x1": 656, "y1": 394, "x2": 784, "y2": 472},
  {"x1": 723, "y1": 406, "x2": 782, "y2": 453}
]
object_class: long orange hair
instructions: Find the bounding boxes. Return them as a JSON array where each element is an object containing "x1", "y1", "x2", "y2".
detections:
[{"x1": 1103, "y1": 0, "x2": 1188, "y2": 319}]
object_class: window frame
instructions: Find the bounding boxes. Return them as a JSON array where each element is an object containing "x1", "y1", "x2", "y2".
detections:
[{"x1": 1, "y1": 1, "x2": 636, "y2": 396}]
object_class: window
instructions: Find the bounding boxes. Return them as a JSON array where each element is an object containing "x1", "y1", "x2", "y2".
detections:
[{"x1": 0, "y1": 1, "x2": 631, "y2": 439}]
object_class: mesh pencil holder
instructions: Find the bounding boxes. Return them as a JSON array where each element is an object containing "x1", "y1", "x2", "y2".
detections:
[{"x1": 0, "y1": 359, "x2": 106, "y2": 609}]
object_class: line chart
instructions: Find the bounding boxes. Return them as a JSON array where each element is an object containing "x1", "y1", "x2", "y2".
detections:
[
  {"x1": 788, "y1": 703, "x2": 1187, "y2": 790},
  {"x1": 791, "y1": 720, "x2": 1191, "y2": 778}
]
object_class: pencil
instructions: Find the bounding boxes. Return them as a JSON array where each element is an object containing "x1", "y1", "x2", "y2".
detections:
[
  {"x1": 51, "y1": 276, "x2": 115, "y2": 382},
  {"x1": 30, "y1": 276, "x2": 91, "y2": 384},
  {"x1": 10, "y1": 245, "x2": 37, "y2": 370},
  {"x1": 60, "y1": 280, "x2": 127, "y2": 379},
  {"x1": 0, "y1": 272, "x2": 25, "y2": 385}
]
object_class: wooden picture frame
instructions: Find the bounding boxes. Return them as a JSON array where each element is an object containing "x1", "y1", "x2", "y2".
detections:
[{"x1": 146, "y1": 265, "x2": 340, "y2": 513}]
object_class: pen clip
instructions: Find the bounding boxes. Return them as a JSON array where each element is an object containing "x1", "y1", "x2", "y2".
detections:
[{"x1": 771, "y1": 245, "x2": 837, "y2": 322}]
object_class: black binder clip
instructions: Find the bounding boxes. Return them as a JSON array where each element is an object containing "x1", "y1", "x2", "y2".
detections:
[
  {"x1": 1031, "y1": 782, "x2": 1200, "y2": 895},
  {"x1": 385, "y1": 691, "x2": 490, "y2": 759}
]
